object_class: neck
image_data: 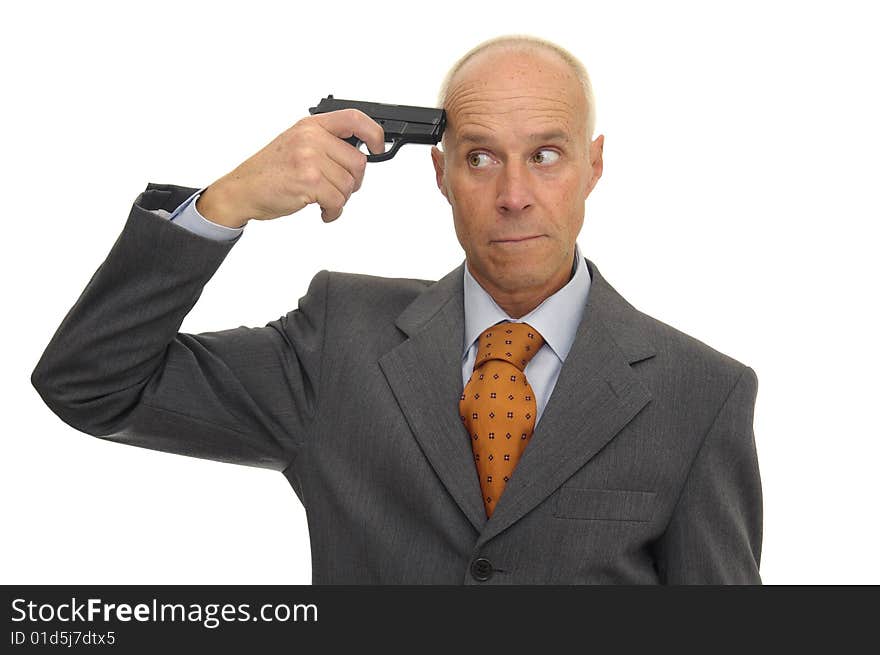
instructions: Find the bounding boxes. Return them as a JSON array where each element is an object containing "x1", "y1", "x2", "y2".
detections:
[{"x1": 470, "y1": 252, "x2": 577, "y2": 319}]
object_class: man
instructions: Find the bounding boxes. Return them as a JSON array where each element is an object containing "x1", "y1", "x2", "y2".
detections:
[{"x1": 31, "y1": 35, "x2": 763, "y2": 584}]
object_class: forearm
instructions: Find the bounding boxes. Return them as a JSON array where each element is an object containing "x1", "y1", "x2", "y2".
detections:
[{"x1": 31, "y1": 183, "x2": 238, "y2": 435}]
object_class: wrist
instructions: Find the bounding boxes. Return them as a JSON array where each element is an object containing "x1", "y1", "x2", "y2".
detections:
[{"x1": 196, "y1": 180, "x2": 250, "y2": 229}]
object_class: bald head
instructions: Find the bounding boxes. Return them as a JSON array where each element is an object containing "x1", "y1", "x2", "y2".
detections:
[{"x1": 437, "y1": 35, "x2": 596, "y2": 152}]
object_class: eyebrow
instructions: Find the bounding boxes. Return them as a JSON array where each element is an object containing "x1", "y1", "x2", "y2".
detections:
[{"x1": 456, "y1": 129, "x2": 570, "y2": 146}]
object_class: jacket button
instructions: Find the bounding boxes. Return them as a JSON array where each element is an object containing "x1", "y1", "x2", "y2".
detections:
[{"x1": 470, "y1": 557, "x2": 494, "y2": 581}]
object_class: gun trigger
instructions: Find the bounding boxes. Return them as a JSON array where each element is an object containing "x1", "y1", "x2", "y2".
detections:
[{"x1": 366, "y1": 138, "x2": 406, "y2": 163}]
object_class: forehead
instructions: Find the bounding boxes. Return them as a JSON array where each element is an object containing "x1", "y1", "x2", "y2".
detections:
[
  {"x1": 444, "y1": 48, "x2": 584, "y2": 141},
  {"x1": 449, "y1": 45, "x2": 576, "y2": 93}
]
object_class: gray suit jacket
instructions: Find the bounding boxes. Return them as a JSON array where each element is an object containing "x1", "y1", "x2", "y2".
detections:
[{"x1": 31, "y1": 182, "x2": 763, "y2": 584}]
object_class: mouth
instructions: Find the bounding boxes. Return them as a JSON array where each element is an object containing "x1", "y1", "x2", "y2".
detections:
[{"x1": 491, "y1": 235, "x2": 544, "y2": 244}]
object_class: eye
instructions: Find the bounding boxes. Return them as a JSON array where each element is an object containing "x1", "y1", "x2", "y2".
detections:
[
  {"x1": 467, "y1": 152, "x2": 492, "y2": 168},
  {"x1": 532, "y1": 149, "x2": 560, "y2": 165}
]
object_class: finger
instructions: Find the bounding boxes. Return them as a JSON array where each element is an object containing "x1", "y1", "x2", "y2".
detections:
[
  {"x1": 322, "y1": 136, "x2": 367, "y2": 192},
  {"x1": 314, "y1": 176, "x2": 347, "y2": 223},
  {"x1": 315, "y1": 108, "x2": 386, "y2": 157},
  {"x1": 319, "y1": 153, "x2": 358, "y2": 201},
  {"x1": 320, "y1": 205, "x2": 343, "y2": 223}
]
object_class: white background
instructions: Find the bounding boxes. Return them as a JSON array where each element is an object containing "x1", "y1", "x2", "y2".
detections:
[{"x1": 2, "y1": 0, "x2": 878, "y2": 584}]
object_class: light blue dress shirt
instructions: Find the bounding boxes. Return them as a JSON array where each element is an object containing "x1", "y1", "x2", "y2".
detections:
[{"x1": 153, "y1": 192, "x2": 592, "y2": 425}]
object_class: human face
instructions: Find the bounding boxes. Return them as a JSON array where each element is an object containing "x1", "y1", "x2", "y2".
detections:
[{"x1": 431, "y1": 48, "x2": 603, "y2": 317}]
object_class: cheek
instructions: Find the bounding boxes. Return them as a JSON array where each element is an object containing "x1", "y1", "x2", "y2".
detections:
[
  {"x1": 546, "y1": 170, "x2": 586, "y2": 224},
  {"x1": 448, "y1": 171, "x2": 491, "y2": 232},
  {"x1": 449, "y1": 169, "x2": 483, "y2": 204}
]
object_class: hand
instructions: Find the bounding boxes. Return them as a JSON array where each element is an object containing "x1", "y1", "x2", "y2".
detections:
[{"x1": 196, "y1": 109, "x2": 386, "y2": 227}]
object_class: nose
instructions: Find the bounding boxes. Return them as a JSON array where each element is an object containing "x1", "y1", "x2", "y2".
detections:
[{"x1": 495, "y1": 161, "x2": 534, "y2": 214}]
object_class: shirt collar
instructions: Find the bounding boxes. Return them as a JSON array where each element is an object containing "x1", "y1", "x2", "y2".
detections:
[{"x1": 463, "y1": 241, "x2": 592, "y2": 363}]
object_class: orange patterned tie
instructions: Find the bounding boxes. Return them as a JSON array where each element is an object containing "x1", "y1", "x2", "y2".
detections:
[{"x1": 460, "y1": 322, "x2": 546, "y2": 518}]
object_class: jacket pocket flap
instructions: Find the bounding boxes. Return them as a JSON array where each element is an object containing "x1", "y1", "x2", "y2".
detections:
[{"x1": 554, "y1": 487, "x2": 656, "y2": 522}]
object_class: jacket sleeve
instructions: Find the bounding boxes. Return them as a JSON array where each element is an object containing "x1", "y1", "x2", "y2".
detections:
[
  {"x1": 654, "y1": 365, "x2": 764, "y2": 584},
  {"x1": 30, "y1": 182, "x2": 328, "y2": 472}
]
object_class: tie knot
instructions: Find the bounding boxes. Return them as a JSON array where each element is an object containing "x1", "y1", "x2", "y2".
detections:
[{"x1": 474, "y1": 321, "x2": 545, "y2": 372}]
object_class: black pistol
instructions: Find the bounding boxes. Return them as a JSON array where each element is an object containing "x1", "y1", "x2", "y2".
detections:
[{"x1": 308, "y1": 94, "x2": 446, "y2": 162}]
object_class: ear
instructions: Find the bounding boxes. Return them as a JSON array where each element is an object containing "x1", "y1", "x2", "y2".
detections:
[
  {"x1": 431, "y1": 146, "x2": 449, "y2": 201},
  {"x1": 584, "y1": 134, "x2": 604, "y2": 198}
]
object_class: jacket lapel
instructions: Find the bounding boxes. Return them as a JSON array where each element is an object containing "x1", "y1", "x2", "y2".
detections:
[
  {"x1": 378, "y1": 263, "x2": 489, "y2": 532},
  {"x1": 379, "y1": 257, "x2": 657, "y2": 541}
]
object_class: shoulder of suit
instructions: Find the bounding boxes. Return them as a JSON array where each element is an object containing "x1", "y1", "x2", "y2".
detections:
[
  {"x1": 308, "y1": 269, "x2": 434, "y2": 316},
  {"x1": 608, "y1": 291, "x2": 751, "y2": 381},
  {"x1": 322, "y1": 269, "x2": 434, "y2": 293}
]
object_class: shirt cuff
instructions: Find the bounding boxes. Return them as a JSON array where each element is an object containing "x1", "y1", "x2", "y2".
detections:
[{"x1": 149, "y1": 186, "x2": 245, "y2": 242}]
